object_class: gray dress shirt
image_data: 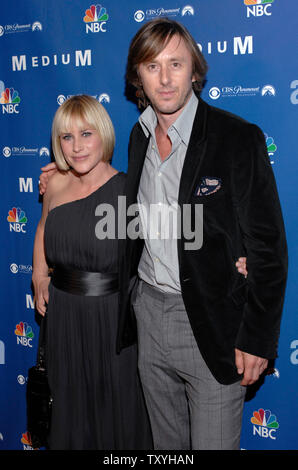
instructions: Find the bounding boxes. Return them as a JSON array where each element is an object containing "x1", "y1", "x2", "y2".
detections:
[{"x1": 137, "y1": 91, "x2": 199, "y2": 293}]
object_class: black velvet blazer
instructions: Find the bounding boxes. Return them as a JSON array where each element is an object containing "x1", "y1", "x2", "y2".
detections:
[{"x1": 117, "y1": 96, "x2": 288, "y2": 385}]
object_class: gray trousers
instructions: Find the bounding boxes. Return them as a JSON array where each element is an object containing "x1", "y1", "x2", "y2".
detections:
[{"x1": 133, "y1": 280, "x2": 246, "y2": 450}]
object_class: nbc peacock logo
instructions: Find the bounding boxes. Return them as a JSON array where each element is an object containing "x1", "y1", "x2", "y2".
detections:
[
  {"x1": 83, "y1": 4, "x2": 109, "y2": 33},
  {"x1": 15, "y1": 321, "x2": 34, "y2": 347},
  {"x1": 244, "y1": 0, "x2": 274, "y2": 18},
  {"x1": 251, "y1": 408, "x2": 279, "y2": 440},
  {"x1": 244, "y1": 0, "x2": 274, "y2": 3},
  {"x1": 21, "y1": 431, "x2": 36, "y2": 450},
  {"x1": 0, "y1": 81, "x2": 21, "y2": 114},
  {"x1": 265, "y1": 133, "x2": 277, "y2": 164},
  {"x1": 7, "y1": 207, "x2": 28, "y2": 233}
]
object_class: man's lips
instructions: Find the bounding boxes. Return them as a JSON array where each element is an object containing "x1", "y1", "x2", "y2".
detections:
[{"x1": 157, "y1": 90, "x2": 176, "y2": 98}]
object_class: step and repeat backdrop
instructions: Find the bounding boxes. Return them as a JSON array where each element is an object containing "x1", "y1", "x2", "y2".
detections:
[{"x1": 0, "y1": 0, "x2": 297, "y2": 451}]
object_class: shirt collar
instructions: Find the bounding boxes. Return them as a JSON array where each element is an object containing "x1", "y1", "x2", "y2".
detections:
[{"x1": 139, "y1": 91, "x2": 198, "y2": 145}]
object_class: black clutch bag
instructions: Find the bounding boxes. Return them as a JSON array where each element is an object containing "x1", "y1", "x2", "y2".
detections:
[{"x1": 26, "y1": 312, "x2": 52, "y2": 449}]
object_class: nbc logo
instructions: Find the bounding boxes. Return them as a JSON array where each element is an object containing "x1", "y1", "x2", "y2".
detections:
[
  {"x1": 21, "y1": 432, "x2": 35, "y2": 450},
  {"x1": 251, "y1": 408, "x2": 279, "y2": 440},
  {"x1": 15, "y1": 322, "x2": 34, "y2": 348},
  {"x1": 7, "y1": 207, "x2": 28, "y2": 233},
  {"x1": 265, "y1": 134, "x2": 277, "y2": 164},
  {"x1": 0, "y1": 81, "x2": 21, "y2": 114},
  {"x1": 244, "y1": 0, "x2": 274, "y2": 18},
  {"x1": 84, "y1": 4, "x2": 109, "y2": 33}
]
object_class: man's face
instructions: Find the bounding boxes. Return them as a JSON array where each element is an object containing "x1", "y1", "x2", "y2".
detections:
[{"x1": 137, "y1": 34, "x2": 195, "y2": 121}]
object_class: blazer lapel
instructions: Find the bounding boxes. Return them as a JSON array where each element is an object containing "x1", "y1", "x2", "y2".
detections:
[
  {"x1": 126, "y1": 124, "x2": 149, "y2": 204},
  {"x1": 178, "y1": 97, "x2": 208, "y2": 205}
]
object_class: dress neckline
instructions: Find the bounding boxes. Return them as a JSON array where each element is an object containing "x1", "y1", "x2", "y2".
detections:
[{"x1": 48, "y1": 171, "x2": 123, "y2": 215}]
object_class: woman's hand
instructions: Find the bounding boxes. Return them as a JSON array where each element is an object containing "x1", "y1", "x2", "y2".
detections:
[{"x1": 33, "y1": 276, "x2": 50, "y2": 316}]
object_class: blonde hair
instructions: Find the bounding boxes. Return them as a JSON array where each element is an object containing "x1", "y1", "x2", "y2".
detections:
[{"x1": 51, "y1": 95, "x2": 115, "y2": 170}]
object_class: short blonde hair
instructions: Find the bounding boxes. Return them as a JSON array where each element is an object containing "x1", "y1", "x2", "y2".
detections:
[{"x1": 51, "y1": 95, "x2": 115, "y2": 170}]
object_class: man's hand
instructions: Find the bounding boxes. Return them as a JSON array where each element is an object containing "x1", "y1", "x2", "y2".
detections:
[
  {"x1": 235, "y1": 257, "x2": 247, "y2": 277},
  {"x1": 39, "y1": 162, "x2": 58, "y2": 194},
  {"x1": 235, "y1": 348, "x2": 268, "y2": 386}
]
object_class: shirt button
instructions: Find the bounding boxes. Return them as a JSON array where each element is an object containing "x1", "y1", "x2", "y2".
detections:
[{"x1": 158, "y1": 172, "x2": 162, "y2": 177}]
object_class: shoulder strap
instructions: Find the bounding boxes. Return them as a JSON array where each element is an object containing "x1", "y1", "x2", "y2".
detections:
[{"x1": 36, "y1": 310, "x2": 47, "y2": 369}]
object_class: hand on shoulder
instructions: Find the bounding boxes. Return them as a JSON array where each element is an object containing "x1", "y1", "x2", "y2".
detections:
[
  {"x1": 43, "y1": 170, "x2": 71, "y2": 213},
  {"x1": 46, "y1": 169, "x2": 69, "y2": 194},
  {"x1": 39, "y1": 161, "x2": 60, "y2": 195}
]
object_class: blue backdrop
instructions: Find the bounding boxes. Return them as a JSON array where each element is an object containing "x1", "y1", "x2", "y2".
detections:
[{"x1": 0, "y1": 0, "x2": 297, "y2": 451}]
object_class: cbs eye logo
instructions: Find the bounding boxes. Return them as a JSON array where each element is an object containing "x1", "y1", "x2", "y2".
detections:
[
  {"x1": 3, "y1": 146, "x2": 11, "y2": 157},
  {"x1": 209, "y1": 87, "x2": 221, "y2": 100},
  {"x1": 134, "y1": 10, "x2": 145, "y2": 22}
]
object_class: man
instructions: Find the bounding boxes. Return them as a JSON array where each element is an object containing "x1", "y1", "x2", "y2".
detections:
[{"x1": 116, "y1": 19, "x2": 287, "y2": 450}]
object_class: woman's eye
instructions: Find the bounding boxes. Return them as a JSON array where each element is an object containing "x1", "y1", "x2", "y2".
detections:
[
  {"x1": 62, "y1": 135, "x2": 71, "y2": 140},
  {"x1": 82, "y1": 131, "x2": 92, "y2": 137}
]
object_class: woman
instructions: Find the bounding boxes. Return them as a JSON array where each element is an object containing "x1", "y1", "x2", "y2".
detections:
[{"x1": 32, "y1": 95, "x2": 152, "y2": 450}]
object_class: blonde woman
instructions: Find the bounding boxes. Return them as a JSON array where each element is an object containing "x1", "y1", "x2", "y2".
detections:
[{"x1": 32, "y1": 95, "x2": 152, "y2": 450}]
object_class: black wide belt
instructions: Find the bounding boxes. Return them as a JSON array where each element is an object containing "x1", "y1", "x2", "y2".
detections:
[{"x1": 51, "y1": 266, "x2": 119, "y2": 296}]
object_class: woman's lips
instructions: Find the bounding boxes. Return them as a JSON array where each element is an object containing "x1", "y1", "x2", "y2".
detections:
[{"x1": 72, "y1": 155, "x2": 88, "y2": 161}]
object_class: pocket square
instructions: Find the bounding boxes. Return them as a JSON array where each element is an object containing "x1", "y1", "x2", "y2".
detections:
[{"x1": 196, "y1": 177, "x2": 222, "y2": 196}]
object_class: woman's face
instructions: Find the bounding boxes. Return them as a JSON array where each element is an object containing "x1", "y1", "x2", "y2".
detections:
[{"x1": 59, "y1": 119, "x2": 103, "y2": 175}]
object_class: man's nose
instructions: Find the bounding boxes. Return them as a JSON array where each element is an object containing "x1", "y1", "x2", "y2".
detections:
[{"x1": 159, "y1": 65, "x2": 170, "y2": 85}]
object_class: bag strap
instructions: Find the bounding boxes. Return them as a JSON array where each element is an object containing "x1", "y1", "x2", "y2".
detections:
[{"x1": 36, "y1": 309, "x2": 47, "y2": 369}]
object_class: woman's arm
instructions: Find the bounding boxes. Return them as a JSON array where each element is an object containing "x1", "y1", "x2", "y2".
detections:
[{"x1": 32, "y1": 190, "x2": 51, "y2": 316}]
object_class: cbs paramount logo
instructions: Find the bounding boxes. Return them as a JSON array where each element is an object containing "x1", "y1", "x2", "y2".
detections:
[
  {"x1": 134, "y1": 4, "x2": 194, "y2": 22},
  {"x1": 2, "y1": 145, "x2": 49, "y2": 157},
  {"x1": 57, "y1": 93, "x2": 110, "y2": 106},
  {"x1": 209, "y1": 84, "x2": 276, "y2": 99}
]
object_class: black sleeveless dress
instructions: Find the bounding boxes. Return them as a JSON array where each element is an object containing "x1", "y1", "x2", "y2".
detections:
[{"x1": 44, "y1": 172, "x2": 152, "y2": 450}]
